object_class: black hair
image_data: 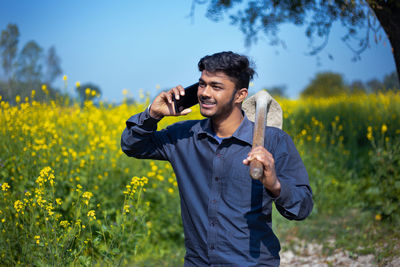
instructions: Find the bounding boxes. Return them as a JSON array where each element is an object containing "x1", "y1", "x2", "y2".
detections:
[{"x1": 198, "y1": 51, "x2": 256, "y2": 90}]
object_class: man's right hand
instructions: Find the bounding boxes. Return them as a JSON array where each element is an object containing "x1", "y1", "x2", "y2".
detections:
[{"x1": 149, "y1": 85, "x2": 192, "y2": 120}]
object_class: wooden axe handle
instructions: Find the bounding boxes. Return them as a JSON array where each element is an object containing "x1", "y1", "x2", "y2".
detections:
[{"x1": 250, "y1": 94, "x2": 268, "y2": 180}]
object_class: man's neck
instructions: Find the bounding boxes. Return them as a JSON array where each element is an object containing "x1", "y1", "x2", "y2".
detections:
[{"x1": 212, "y1": 108, "x2": 244, "y2": 138}]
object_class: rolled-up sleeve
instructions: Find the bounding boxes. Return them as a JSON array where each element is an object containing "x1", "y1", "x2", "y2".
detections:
[{"x1": 271, "y1": 132, "x2": 313, "y2": 220}]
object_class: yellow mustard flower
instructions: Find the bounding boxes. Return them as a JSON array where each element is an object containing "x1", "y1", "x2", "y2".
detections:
[
  {"x1": 14, "y1": 200, "x2": 24, "y2": 213},
  {"x1": 367, "y1": 126, "x2": 373, "y2": 141},
  {"x1": 87, "y1": 210, "x2": 96, "y2": 221},
  {"x1": 381, "y1": 124, "x2": 388, "y2": 134},
  {"x1": 1, "y1": 182, "x2": 10, "y2": 192},
  {"x1": 123, "y1": 205, "x2": 130, "y2": 214},
  {"x1": 46, "y1": 203, "x2": 55, "y2": 216},
  {"x1": 82, "y1": 191, "x2": 93, "y2": 205},
  {"x1": 56, "y1": 198, "x2": 62, "y2": 205}
]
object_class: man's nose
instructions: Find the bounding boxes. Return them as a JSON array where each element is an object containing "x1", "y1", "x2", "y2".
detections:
[{"x1": 200, "y1": 85, "x2": 212, "y2": 98}]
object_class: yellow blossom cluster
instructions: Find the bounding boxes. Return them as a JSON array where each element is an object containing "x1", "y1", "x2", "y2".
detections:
[
  {"x1": 367, "y1": 126, "x2": 374, "y2": 141},
  {"x1": 14, "y1": 200, "x2": 25, "y2": 214},
  {"x1": 1, "y1": 183, "x2": 10, "y2": 192},
  {"x1": 87, "y1": 210, "x2": 96, "y2": 221},
  {"x1": 32, "y1": 167, "x2": 56, "y2": 209},
  {"x1": 123, "y1": 176, "x2": 149, "y2": 199},
  {"x1": 122, "y1": 204, "x2": 130, "y2": 214},
  {"x1": 146, "y1": 161, "x2": 178, "y2": 193},
  {"x1": 85, "y1": 88, "x2": 98, "y2": 97},
  {"x1": 278, "y1": 92, "x2": 400, "y2": 155},
  {"x1": 36, "y1": 166, "x2": 55, "y2": 187},
  {"x1": 59, "y1": 220, "x2": 70, "y2": 228},
  {"x1": 82, "y1": 191, "x2": 93, "y2": 205}
]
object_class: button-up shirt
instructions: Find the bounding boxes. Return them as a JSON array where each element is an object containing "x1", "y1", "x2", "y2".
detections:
[{"x1": 121, "y1": 108, "x2": 313, "y2": 266}]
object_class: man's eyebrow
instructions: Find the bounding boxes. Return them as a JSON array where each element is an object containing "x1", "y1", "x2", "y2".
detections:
[
  {"x1": 198, "y1": 79, "x2": 224, "y2": 86},
  {"x1": 210, "y1": 81, "x2": 224, "y2": 86}
]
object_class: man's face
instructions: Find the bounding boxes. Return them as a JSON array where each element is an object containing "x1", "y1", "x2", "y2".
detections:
[{"x1": 197, "y1": 70, "x2": 239, "y2": 119}]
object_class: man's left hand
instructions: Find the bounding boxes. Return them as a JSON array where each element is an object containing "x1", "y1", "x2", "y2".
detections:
[{"x1": 243, "y1": 146, "x2": 281, "y2": 197}]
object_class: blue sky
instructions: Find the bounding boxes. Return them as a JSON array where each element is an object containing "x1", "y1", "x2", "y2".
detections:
[{"x1": 0, "y1": 0, "x2": 396, "y2": 102}]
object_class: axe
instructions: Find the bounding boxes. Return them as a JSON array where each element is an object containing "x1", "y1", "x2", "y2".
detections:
[{"x1": 242, "y1": 90, "x2": 283, "y2": 180}]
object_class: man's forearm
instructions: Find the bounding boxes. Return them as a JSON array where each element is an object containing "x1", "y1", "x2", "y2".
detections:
[
  {"x1": 148, "y1": 104, "x2": 164, "y2": 120},
  {"x1": 120, "y1": 108, "x2": 166, "y2": 160},
  {"x1": 262, "y1": 176, "x2": 281, "y2": 198}
]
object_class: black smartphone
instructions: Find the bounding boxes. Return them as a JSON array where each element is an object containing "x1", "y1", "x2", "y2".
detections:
[{"x1": 173, "y1": 83, "x2": 199, "y2": 112}]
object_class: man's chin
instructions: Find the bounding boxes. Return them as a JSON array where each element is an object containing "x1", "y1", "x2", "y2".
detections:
[{"x1": 199, "y1": 109, "x2": 215, "y2": 118}]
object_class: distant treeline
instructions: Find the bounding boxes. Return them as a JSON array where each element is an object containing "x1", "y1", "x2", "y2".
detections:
[
  {"x1": 0, "y1": 23, "x2": 101, "y2": 104},
  {"x1": 265, "y1": 71, "x2": 399, "y2": 98},
  {"x1": 1, "y1": 23, "x2": 398, "y2": 104}
]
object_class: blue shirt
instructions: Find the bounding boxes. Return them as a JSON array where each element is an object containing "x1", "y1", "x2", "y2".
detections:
[{"x1": 121, "y1": 108, "x2": 313, "y2": 266}]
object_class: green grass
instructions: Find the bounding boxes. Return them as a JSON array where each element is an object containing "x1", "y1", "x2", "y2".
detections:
[{"x1": 273, "y1": 206, "x2": 400, "y2": 266}]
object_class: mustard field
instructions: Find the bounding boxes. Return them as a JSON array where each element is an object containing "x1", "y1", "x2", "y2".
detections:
[{"x1": 1, "y1": 91, "x2": 400, "y2": 265}]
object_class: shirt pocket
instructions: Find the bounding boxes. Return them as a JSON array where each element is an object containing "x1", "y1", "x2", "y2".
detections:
[{"x1": 222, "y1": 158, "x2": 264, "y2": 211}]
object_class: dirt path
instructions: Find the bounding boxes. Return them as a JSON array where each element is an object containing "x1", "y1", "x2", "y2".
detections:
[{"x1": 280, "y1": 242, "x2": 399, "y2": 267}]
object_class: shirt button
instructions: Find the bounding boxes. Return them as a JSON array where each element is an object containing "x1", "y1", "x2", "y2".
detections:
[
  {"x1": 215, "y1": 177, "x2": 219, "y2": 181},
  {"x1": 210, "y1": 244, "x2": 215, "y2": 250},
  {"x1": 212, "y1": 199, "x2": 217, "y2": 204}
]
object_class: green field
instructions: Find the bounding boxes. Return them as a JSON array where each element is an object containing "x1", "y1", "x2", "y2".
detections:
[{"x1": 0, "y1": 92, "x2": 399, "y2": 266}]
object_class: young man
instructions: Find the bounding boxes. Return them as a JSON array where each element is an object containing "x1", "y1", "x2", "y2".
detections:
[{"x1": 121, "y1": 51, "x2": 313, "y2": 266}]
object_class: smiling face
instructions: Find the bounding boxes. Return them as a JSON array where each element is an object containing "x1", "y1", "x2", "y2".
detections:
[{"x1": 197, "y1": 70, "x2": 247, "y2": 121}]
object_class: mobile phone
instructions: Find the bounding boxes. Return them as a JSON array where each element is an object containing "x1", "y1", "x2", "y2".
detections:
[{"x1": 173, "y1": 83, "x2": 199, "y2": 112}]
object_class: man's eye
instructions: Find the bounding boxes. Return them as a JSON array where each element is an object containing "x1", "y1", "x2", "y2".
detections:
[
  {"x1": 213, "y1": 86, "x2": 222, "y2": 90},
  {"x1": 199, "y1": 82, "x2": 206, "y2": 88}
]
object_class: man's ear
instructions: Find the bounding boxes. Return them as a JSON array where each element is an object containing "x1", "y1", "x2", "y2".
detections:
[{"x1": 235, "y1": 88, "x2": 248, "y2": 103}]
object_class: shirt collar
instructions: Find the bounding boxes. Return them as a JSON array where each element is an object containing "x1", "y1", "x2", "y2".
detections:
[
  {"x1": 232, "y1": 113, "x2": 253, "y2": 145},
  {"x1": 190, "y1": 111, "x2": 253, "y2": 146}
]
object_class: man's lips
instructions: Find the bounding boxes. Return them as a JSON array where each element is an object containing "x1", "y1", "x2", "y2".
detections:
[{"x1": 199, "y1": 99, "x2": 216, "y2": 109}]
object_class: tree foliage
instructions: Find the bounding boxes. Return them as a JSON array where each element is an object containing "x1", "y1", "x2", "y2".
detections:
[
  {"x1": 300, "y1": 70, "x2": 398, "y2": 97},
  {"x1": 0, "y1": 24, "x2": 64, "y2": 103},
  {"x1": 45, "y1": 46, "x2": 62, "y2": 85},
  {"x1": 192, "y1": 1, "x2": 372, "y2": 52},
  {"x1": 349, "y1": 80, "x2": 367, "y2": 94},
  {"x1": 0, "y1": 23, "x2": 19, "y2": 78},
  {"x1": 191, "y1": 0, "x2": 400, "y2": 82},
  {"x1": 16, "y1": 40, "x2": 44, "y2": 84},
  {"x1": 383, "y1": 71, "x2": 400, "y2": 91},
  {"x1": 301, "y1": 72, "x2": 348, "y2": 98},
  {"x1": 366, "y1": 71, "x2": 399, "y2": 92}
]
